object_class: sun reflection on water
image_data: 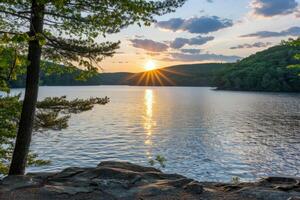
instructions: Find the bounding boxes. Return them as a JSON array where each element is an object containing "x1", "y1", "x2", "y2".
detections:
[{"x1": 143, "y1": 89, "x2": 156, "y2": 157}]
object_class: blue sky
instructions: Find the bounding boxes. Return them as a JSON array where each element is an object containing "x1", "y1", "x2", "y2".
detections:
[{"x1": 99, "y1": 0, "x2": 300, "y2": 72}]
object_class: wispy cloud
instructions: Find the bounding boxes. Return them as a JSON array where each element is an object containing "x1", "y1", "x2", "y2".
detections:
[
  {"x1": 241, "y1": 26, "x2": 300, "y2": 38},
  {"x1": 180, "y1": 49, "x2": 202, "y2": 54},
  {"x1": 230, "y1": 42, "x2": 272, "y2": 49},
  {"x1": 163, "y1": 53, "x2": 241, "y2": 62}
]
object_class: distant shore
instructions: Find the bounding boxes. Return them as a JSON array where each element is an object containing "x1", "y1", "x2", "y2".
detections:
[{"x1": 8, "y1": 85, "x2": 300, "y2": 94}]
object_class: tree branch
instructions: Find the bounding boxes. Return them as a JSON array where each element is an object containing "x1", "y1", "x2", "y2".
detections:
[{"x1": 0, "y1": 10, "x2": 30, "y2": 20}]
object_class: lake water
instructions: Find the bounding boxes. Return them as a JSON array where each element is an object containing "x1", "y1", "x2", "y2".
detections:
[{"x1": 12, "y1": 86, "x2": 300, "y2": 182}]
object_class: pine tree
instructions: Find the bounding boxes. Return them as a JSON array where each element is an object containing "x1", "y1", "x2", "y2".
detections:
[{"x1": 0, "y1": 0, "x2": 186, "y2": 175}]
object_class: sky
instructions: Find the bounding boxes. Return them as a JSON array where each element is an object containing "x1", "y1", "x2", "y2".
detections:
[{"x1": 98, "y1": 0, "x2": 300, "y2": 73}]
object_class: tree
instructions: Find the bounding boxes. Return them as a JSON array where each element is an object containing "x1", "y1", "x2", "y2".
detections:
[{"x1": 0, "y1": 0, "x2": 186, "y2": 175}]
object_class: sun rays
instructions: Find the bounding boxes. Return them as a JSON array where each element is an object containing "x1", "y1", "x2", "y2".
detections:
[{"x1": 125, "y1": 67, "x2": 189, "y2": 86}]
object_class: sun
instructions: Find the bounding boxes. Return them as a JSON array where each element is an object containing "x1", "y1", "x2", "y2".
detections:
[{"x1": 144, "y1": 60, "x2": 156, "y2": 71}]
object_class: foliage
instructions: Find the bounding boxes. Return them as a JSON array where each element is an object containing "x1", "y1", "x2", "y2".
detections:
[
  {"x1": 285, "y1": 37, "x2": 300, "y2": 75},
  {"x1": 35, "y1": 96, "x2": 109, "y2": 130},
  {"x1": 0, "y1": 95, "x2": 50, "y2": 174},
  {"x1": 231, "y1": 176, "x2": 240, "y2": 185},
  {"x1": 0, "y1": 95, "x2": 21, "y2": 174},
  {"x1": 37, "y1": 96, "x2": 109, "y2": 113},
  {"x1": 0, "y1": 42, "x2": 26, "y2": 92},
  {"x1": 149, "y1": 155, "x2": 167, "y2": 168},
  {"x1": 214, "y1": 43, "x2": 300, "y2": 92},
  {"x1": 34, "y1": 111, "x2": 70, "y2": 130},
  {"x1": 0, "y1": 95, "x2": 109, "y2": 174}
]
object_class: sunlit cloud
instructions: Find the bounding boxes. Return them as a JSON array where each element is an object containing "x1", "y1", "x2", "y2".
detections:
[
  {"x1": 146, "y1": 52, "x2": 161, "y2": 57},
  {"x1": 170, "y1": 36, "x2": 214, "y2": 49},
  {"x1": 130, "y1": 39, "x2": 168, "y2": 52}
]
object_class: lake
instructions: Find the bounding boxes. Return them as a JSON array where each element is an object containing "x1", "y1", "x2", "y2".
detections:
[{"x1": 12, "y1": 86, "x2": 300, "y2": 182}]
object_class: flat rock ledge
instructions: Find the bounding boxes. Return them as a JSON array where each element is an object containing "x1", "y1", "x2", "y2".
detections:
[{"x1": 0, "y1": 161, "x2": 299, "y2": 200}]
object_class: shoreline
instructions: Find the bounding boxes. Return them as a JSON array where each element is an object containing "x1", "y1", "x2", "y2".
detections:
[{"x1": 1, "y1": 161, "x2": 299, "y2": 200}]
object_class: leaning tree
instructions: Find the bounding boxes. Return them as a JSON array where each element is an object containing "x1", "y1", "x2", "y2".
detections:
[{"x1": 0, "y1": 0, "x2": 186, "y2": 175}]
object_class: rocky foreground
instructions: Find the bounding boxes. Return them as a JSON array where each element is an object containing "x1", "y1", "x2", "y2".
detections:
[{"x1": 0, "y1": 161, "x2": 299, "y2": 200}]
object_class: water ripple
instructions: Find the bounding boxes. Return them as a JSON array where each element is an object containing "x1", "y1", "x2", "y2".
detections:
[{"x1": 10, "y1": 86, "x2": 300, "y2": 182}]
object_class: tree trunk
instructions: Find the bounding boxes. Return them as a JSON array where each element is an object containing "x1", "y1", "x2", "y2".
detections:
[{"x1": 9, "y1": 1, "x2": 45, "y2": 175}]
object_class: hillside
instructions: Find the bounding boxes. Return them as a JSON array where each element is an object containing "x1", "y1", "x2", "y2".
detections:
[
  {"x1": 10, "y1": 63, "x2": 227, "y2": 87},
  {"x1": 214, "y1": 45, "x2": 300, "y2": 92},
  {"x1": 126, "y1": 63, "x2": 227, "y2": 86}
]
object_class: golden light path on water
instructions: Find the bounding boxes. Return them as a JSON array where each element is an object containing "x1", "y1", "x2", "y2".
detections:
[{"x1": 143, "y1": 89, "x2": 156, "y2": 159}]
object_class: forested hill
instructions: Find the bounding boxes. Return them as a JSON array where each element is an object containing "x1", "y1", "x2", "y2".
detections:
[
  {"x1": 10, "y1": 63, "x2": 227, "y2": 87},
  {"x1": 126, "y1": 63, "x2": 227, "y2": 86},
  {"x1": 214, "y1": 45, "x2": 300, "y2": 92}
]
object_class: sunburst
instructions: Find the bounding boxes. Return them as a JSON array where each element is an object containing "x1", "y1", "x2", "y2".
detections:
[{"x1": 125, "y1": 65, "x2": 189, "y2": 86}]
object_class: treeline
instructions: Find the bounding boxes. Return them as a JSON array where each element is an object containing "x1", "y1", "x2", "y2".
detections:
[
  {"x1": 9, "y1": 44, "x2": 300, "y2": 92},
  {"x1": 10, "y1": 70, "x2": 133, "y2": 87},
  {"x1": 214, "y1": 45, "x2": 300, "y2": 92},
  {"x1": 10, "y1": 63, "x2": 226, "y2": 87}
]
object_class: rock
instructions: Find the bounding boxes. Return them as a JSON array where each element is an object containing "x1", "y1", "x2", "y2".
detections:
[
  {"x1": 26, "y1": 172, "x2": 57, "y2": 180},
  {"x1": 287, "y1": 197, "x2": 300, "y2": 200},
  {"x1": 98, "y1": 161, "x2": 161, "y2": 173},
  {"x1": 183, "y1": 181, "x2": 204, "y2": 194},
  {"x1": 1, "y1": 175, "x2": 42, "y2": 190},
  {"x1": 263, "y1": 177, "x2": 300, "y2": 184},
  {"x1": 237, "y1": 187, "x2": 297, "y2": 200},
  {"x1": 0, "y1": 161, "x2": 299, "y2": 200}
]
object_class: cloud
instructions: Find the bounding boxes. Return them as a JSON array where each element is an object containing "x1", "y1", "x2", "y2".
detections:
[
  {"x1": 134, "y1": 35, "x2": 144, "y2": 38},
  {"x1": 170, "y1": 36, "x2": 214, "y2": 49},
  {"x1": 146, "y1": 52, "x2": 160, "y2": 56},
  {"x1": 180, "y1": 49, "x2": 202, "y2": 54},
  {"x1": 112, "y1": 61, "x2": 129, "y2": 64},
  {"x1": 156, "y1": 16, "x2": 233, "y2": 34},
  {"x1": 163, "y1": 53, "x2": 241, "y2": 62},
  {"x1": 251, "y1": 0, "x2": 298, "y2": 17},
  {"x1": 130, "y1": 39, "x2": 168, "y2": 52},
  {"x1": 230, "y1": 42, "x2": 272, "y2": 49},
  {"x1": 241, "y1": 26, "x2": 300, "y2": 38}
]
